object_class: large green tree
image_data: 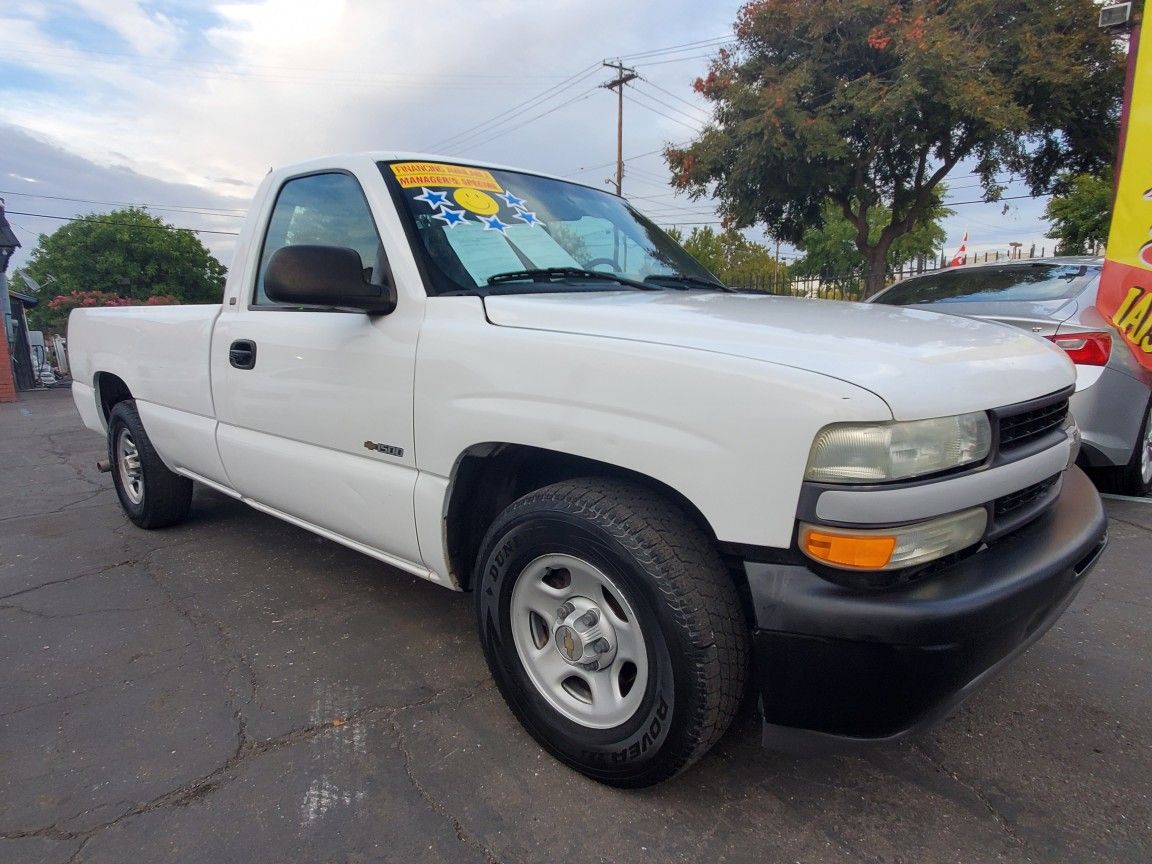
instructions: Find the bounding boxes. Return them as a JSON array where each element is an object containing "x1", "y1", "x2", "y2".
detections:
[
  {"x1": 667, "y1": 0, "x2": 1125, "y2": 296},
  {"x1": 792, "y1": 196, "x2": 951, "y2": 280},
  {"x1": 1044, "y1": 171, "x2": 1113, "y2": 255},
  {"x1": 665, "y1": 226, "x2": 785, "y2": 288},
  {"x1": 15, "y1": 208, "x2": 227, "y2": 332}
]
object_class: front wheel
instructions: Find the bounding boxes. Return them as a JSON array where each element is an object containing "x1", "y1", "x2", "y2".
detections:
[
  {"x1": 475, "y1": 478, "x2": 748, "y2": 787},
  {"x1": 108, "y1": 400, "x2": 193, "y2": 528}
]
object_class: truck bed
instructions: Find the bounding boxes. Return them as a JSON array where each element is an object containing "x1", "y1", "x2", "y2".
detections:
[{"x1": 69, "y1": 304, "x2": 222, "y2": 426}]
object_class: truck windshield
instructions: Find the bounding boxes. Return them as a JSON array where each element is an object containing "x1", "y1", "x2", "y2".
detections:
[
  {"x1": 873, "y1": 263, "x2": 1100, "y2": 305},
  {"x1": 380, "y1": 160, "x2": 720, "y2": 295}
]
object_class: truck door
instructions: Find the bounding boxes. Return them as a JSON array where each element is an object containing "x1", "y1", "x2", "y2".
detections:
[{"x1": 211, "y1": 170, "x2": 423, "y2": 567}]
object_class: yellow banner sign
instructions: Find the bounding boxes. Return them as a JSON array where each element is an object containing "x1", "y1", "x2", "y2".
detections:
[
  {"x1": 1098, "y1": 24, "x2": 1152, "y2": 368},
  {"x1": 390, "y1": 161, "x2": 503, "y2": 193}
]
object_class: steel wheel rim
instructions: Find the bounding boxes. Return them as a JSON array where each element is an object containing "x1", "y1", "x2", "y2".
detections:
[
  {"x1": 116, "y1": 427, "x2": 144, "y2": 505},
  {"x1": 1142, "y1": 403, "x2": 1152, "y2": 486},
  {"x1": 510, "y1": 554, "x2": 649, "y2": 729}
]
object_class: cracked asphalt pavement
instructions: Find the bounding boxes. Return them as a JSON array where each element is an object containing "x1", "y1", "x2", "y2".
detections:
[{"x1": 2, "y1": 388, "x2": 1150, "y2": 864}]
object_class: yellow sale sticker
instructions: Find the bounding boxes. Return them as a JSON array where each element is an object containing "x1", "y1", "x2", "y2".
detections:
[
  {"x1": 1098, "y1": 25, "x2": 1152, "y2": 367},
  {"x1": 390, "y1": 161, "x2": 503, "y2": 193}
]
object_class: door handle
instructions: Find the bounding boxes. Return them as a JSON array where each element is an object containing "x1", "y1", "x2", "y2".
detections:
[{"x1": 229, "y1": 339, "x2": 257, "y2": 370}]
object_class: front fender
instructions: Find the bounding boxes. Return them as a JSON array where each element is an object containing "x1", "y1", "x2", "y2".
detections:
[{"x1": 414, "y1": 298, "x2": 892, "y2": 550}]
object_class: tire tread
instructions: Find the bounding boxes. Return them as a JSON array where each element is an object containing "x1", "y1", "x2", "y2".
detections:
[
  {"x1": 108, "y1": 400, "x2": 193, "y2": 529},
  {"x1": 493, "y1": 477, "x2": 748, "y2": 783}
]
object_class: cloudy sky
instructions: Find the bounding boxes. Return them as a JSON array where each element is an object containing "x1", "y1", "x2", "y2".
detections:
[{"x1": 1, "y1": 0, "x2": 1058, "y2": 278}]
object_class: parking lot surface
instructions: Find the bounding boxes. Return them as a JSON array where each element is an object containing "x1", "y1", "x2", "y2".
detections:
[{"x1": 2, "y1": 388, "x2": 1150, "y2": 864}]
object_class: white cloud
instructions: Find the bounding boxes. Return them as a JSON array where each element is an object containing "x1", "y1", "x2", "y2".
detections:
[
  {"x1": 0, "y1": 0, "x2": 1059, "y2": 266},
  {"x1": 66, "y1": 0, "x2": 182, "y2": 57},
  {"x1": 210, "y1": 0, "x2": 347, "y2": 48},
  {"x1": 3, "y1": 1, "x2": 734, "y2": 193}
]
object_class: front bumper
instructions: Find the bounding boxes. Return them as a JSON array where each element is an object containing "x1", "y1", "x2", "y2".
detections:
[{"x1": 745, "y1": 466, "x2": 1107, "y2": 749}]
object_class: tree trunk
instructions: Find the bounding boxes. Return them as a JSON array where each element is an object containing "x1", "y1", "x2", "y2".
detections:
[{"x1": 862, "y1": 244, "x2": 891, "y2": 299}]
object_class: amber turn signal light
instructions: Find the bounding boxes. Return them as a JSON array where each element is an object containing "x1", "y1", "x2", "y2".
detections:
[
  {"x1": 802, "y1": 529, "x2": 897, "y2": 569},
  {"x1": 799, "y1": 508, "x2": 988, "y2": 571}
]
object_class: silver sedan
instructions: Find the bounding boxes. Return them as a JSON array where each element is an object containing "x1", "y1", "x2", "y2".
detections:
[{"x1": 870, "y1": 257, "x2": 1152, "y2": 496}]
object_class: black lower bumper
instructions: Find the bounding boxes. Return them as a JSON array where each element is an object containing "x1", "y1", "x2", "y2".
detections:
[{"x1": 745, "y1": 466, "x2": 1108, "y2": 749}]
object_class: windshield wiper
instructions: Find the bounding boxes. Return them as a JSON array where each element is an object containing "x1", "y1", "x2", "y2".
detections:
[
  {"x1": 487, "y1": 268, "x2": 657, "y2": 290},
  {"x1": 643, "y1": 274, "x2": 736, "y2": 292}
]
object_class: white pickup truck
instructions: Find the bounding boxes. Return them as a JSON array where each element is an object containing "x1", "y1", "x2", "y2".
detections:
[{"x1": 69, "y1": 153, "x2": 1108, "y2": 787}]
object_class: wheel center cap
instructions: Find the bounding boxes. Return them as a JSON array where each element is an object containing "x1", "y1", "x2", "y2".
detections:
[
  {"x1": 555, "y1": 625, "x2": 583, "y2": 662},
  {"x1": 553, "y1": 596, "x2": 617, "y2": 671}
]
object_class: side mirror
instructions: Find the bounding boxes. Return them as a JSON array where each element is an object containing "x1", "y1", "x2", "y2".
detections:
[{"x1": 264, "y1": 245, "x2": 397, "y2": 314}]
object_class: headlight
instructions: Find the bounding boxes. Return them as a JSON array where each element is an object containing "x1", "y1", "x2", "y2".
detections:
[
  {"x1": 800, "y1": 508, "x2": 988, "y2": 571},
  {"x1": 805, "y1": 412, "x2": 992, "y2": 484}
]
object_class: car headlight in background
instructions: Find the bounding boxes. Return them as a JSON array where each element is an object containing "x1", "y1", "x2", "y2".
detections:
[{"x1": 805, "y1": 412, "x2": 992, "y2": 484}]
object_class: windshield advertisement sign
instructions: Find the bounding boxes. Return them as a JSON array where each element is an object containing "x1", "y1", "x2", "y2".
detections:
[{"x1": 1099, "y1": 22, "x2": 1152, "y2": 371}]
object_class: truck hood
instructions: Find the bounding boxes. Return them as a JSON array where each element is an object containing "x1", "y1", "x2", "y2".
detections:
[{"x1": 482, "y1": 291, "x2": 1076, "y2": 419}]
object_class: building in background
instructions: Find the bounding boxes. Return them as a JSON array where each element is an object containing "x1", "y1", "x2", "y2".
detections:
[{"x1": 0, "y1": 199, "x2": 22, "y2": 403}]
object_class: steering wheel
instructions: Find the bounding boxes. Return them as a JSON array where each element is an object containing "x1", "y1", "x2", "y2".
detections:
[{"x1": 585, "y1": 257, "x2": 622, "y2": 273}]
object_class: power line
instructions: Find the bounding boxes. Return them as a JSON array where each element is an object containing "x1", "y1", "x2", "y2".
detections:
[
  {"x1": 626, "y1": 190, "x2": 697, "y2": 203},
  {"x1": 633, "y1": 52, "x2": 726, "y2": 68},
  {"x1": 454, "y1": 87, "x2": 601, "y2": 152},
  {"x1": 634, "y1": 79, "x2": 711, "y2": 120},
  {"x1": 629, "y1": 82, "x2": 709, "y2": 127},
  {"x1": 638, "y1": 200, "x2": 720, "y2": 214},
  {"x1": 632, "y1": 203, "x2": 719, "y2": 219},
  {"x1": 622, "y1": 173, "x2": 673, "y2": 191},
  {"x1": 562, "y1": 146, "x2": 673, "y2": 177},
  {"x1": 5, "y1": 210, "x2": 240, "y2": 236},
  {"x1": 945, "y1": 177, "x2": 1024, "y2": 192},
  {"x1": 947, "y1": 193, "x2": 1045, "y2": 207},
  {"x1": 2, "y1": 43, "x2": 573, "y2": 80},
  {"x1": 425, "y1": 63, "x2": 602, "y2": 152},
  {"x1": 617, "y1": 36, "x2": 734, "y2": 61},
  {"x1": 426, "y1": 37, "x2": 732, "y2": 155},
  {"x1": 626, "y1": 91, "x2": 703, "y2": 132},
  {"x1": 0, "y1": 189, "x2": 246, "y2": 217},
  {"x1": 618, "y1": 176, "x2": 678, "y2": 195},
  {"x1": 4, "y1": 46, "x2": 570, "y2": 90}
]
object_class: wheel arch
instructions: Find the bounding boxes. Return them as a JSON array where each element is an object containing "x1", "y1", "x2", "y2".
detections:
[
  {"x1": 94, "y1": 372, "x2": 134, "y2": 424},
  {"x1": 443, "y1": 442, "x2": 738, "y2": 593}
]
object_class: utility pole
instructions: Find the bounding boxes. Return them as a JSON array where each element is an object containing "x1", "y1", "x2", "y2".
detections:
[{"x1": 602, "y1": 61, "x2": 638, "y2": 196}]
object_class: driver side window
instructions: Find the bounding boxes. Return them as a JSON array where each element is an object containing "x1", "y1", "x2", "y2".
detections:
[{"x1": 254, "y1": 172, "x2": 383, "y2": 307}]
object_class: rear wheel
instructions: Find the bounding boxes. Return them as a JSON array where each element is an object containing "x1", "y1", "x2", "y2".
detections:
[
  {"x1": 474, "y1": 478, "x2": 747, "y2": 787},
  {"x1": 108, "y1": 400, "x2": 193, "y2": 528},
  {"x1": 1110, "y1": 396, "x2": 1152, "y2": 497}
]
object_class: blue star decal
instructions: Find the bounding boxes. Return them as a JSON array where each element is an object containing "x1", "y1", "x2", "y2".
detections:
[
  {"x1": 414, "y1": 187, "x2": 450, "y2": 209},
  {"x1": 481, "y1": 214, "x2": 509, "y2": 234},
  {"x1": 433, "y1": 207, "x2": 468, "y2": 227},
  {"x1": 513, "y1": 210, "x2": 541, "y2": 227},
  {"x1": 498, "y1": 190, "x2": 526, "y2": 209}
]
